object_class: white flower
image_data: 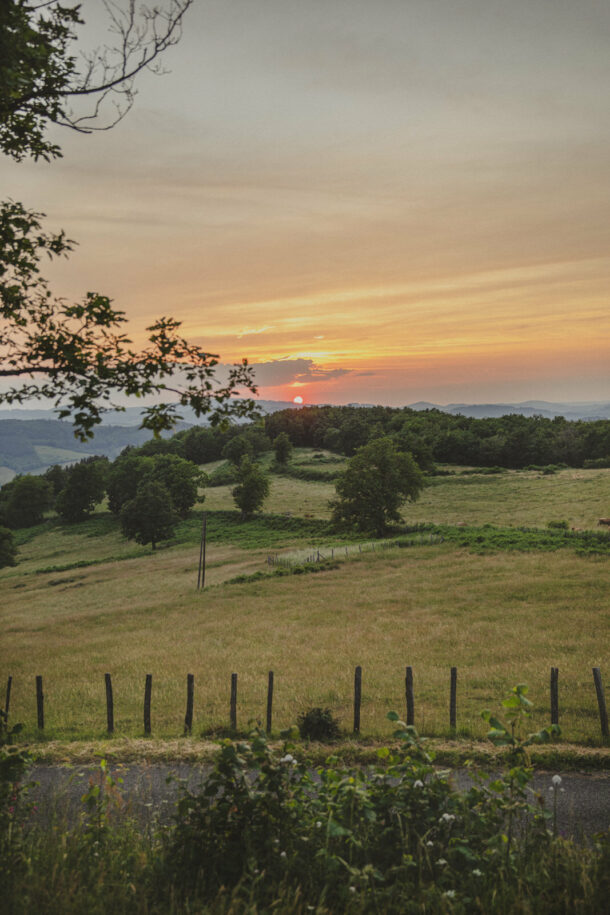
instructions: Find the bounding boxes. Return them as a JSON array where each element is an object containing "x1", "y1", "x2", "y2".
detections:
[
  {"x1": 440, "y1": 813, "x2": 456, "y2": 823},
  {"x1": 316, "y1": 821, "x2": 323, "y2": 829},
  {"x1": 426, "y1": 841, "x2": 434, "y2": 847},
  {"x1": 472, "y1": 868, "x2": 483, "y2": 877},
  {"x1": 280, "y1": 754, "x2": 296, "y2": 766},
  {"x1": 413, "y1": 780, "x2": 424, "y2": 789},
  {"x1": 280, "y1": 851, "x2": 287, "y2": 858},
  {"x1": 444, "y1": 890, "x2": 456, "y2": 898},
  {"x1": 349, "y1": 886, "x2": 356, "y2": 893},
  {"x1": 552, "y1": 774, "x2": 562, "y2": 787},
  {"x1": 436, "y1": 858, "x2": 448, "y2": 866}
]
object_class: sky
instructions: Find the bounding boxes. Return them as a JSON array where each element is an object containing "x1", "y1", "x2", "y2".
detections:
[{"x1": 3, "y1": 0, "x2": 610, "y2": 407}]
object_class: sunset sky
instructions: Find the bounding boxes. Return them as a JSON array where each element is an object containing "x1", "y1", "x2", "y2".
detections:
[{"x1": 3, "y1": 0, "x2": 610, "y2": 406}]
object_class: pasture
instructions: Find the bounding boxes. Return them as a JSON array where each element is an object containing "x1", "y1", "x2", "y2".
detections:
[{"x1": 1, "y1": 463, "x2": 609, "y2": 747}]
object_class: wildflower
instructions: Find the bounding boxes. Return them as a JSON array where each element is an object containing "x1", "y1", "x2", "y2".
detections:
[
  {"x1": 436, "y1": 858, "x2": 448, "y2": 866},
  {"x1": 444, "y1": 889, "x2": 456, "y2": 898},
  {"x1": 552, "y1": 774, "x2": 562, "y2": 787},
  {"x1": 413, "y1": 780, "x2": 424, "y2": 788},
  {"x1": 280, "y1": 851, "x2": 287, "y2": 858},
  {"x1": 316, "y1": 821, "x2": 323, "y2": 829},
  {"x1": 472, "y1": 868, "x2": 483, "y2": 877},
  {"x1": 440, "y1": 813, "x2": 456, "y2": 823},
  {"x1": 426, "y1": 841, "x2": 434, "y2": 847},
  {"x1": 349, "y1": 886, "x2": 356, "y2": 893},
  {"x1": 280, "y1": 753, "x2": 296, "y2": 766}
]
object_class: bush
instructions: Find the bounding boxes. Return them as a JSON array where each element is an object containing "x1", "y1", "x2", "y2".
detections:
[
  {"x1": 547, "y1": 519, "x2": 570, "y2": 530},
  {"x1": 207, "y1": 461, "x2": 239, "y2": 487},
  {"x1": 583, "y1": 456, "x2": 610, "y2": 469},
  {"x1": 297, "y1": 706, "x2": 341, "y2": 740}
]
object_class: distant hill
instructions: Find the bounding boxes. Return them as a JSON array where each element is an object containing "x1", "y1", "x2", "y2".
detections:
[
  {"x1": 1, "y1": 398, "x2": 608, "y2": 482},
  {"x1": 409, "y1": 400, "x2": 610, "y2": 421},
  {"x1": 0, "y1": 399, "x2": 297, "y2": 428},
  {"x1": 0, "y1": 400, "x2": 300, "y2": 480}
]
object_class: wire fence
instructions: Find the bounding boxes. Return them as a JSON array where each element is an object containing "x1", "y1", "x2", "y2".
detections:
[{"x1": 267, "y1": 532, "x2": 445, "y2": 568}]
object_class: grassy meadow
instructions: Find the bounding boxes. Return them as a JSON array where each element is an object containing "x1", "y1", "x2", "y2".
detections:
[{"x1": 1, "y1": 461, "x2": 609, "y2": 748}]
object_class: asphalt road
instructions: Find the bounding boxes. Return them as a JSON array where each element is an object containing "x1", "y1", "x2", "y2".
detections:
[{"x1": 27, "y1": 764, "x2": 610, "y2": 841}]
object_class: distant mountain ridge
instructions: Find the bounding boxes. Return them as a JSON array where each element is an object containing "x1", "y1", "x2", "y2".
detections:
[
  {"x1": 408, "y1": 400, "x2": 610, "y2": 421},
  {"x1": 2, "y1": 398, "x2": 609, "y2": 427}
]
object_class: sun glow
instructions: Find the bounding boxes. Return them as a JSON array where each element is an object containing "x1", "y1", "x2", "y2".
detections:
[{"x1": 293, "y1": 395, "x2": 304, "y2": 404}]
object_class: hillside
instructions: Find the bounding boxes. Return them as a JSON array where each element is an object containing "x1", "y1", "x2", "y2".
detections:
[{"x1": 1, "y1": 458, "x2": 609, "y2": 746}]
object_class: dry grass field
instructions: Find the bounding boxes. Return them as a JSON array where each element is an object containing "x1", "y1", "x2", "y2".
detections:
[{"x1": 1, "y1": 464, "x2": 609, "y2": 746}]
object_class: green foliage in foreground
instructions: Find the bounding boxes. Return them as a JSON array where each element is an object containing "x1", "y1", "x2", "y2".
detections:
[{"x1": 1, "y1": 709, "x2": 608, "y2": 914}]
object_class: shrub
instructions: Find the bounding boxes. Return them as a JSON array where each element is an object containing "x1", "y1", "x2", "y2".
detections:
[
  {"x1": 207, "y1": 461, "x2": 238, "y2": 487},
  {"x1": 297, "y1": 706, "x2": 341, "y2": 740}
]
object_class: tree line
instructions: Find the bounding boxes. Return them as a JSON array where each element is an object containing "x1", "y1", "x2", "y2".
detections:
[
  {"x1": 264, "y1": 405, "x2": 610, "y2": 470},
  {"x1": 0, "y1": 440, "x2": 272, "y2": 566}
]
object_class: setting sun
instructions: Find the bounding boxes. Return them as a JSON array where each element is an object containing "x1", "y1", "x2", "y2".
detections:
[{"x1": 293, "y1": 395, "x2": 304, "y2": 404}]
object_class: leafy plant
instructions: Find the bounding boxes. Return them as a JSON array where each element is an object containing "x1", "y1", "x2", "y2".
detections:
[{"x1": 297, "y1": 706, "x2": 341, "y2": 741}]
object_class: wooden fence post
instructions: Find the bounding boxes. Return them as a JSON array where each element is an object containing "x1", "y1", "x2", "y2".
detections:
[
  {"x1": 184, "y1": 673, "x2": 194, "y2": 735},
  {"x1": 592, "y1": 668, "x2": 609, "y2": 737},
  {"x1": 36, "y1": 675, "x2": 44, "y2": 730},
  {"x1": 353, "y1": 666, "x2": 362, "y2": 734},
  {"x1": 550, "y1": 667, "x2": 559, "y2": 726},
  {"x1": 105, "y1": 673, "x2": 114, "y2": 734},
  {"x1": 405, "y1": 666, "x2": 414, "y2": 726},
  {"x1": 144, "y1": 674, "x2": 152, "y2": 735},
  {"x1": 450, "y1": 667, "x2": 457, "y2": 731},
  {"x1": 266, "y1": 671, "x2": 274, "y2": 735},
  {"x1": 4, "y1": 675, "x2": 12, "y2": 719},
  {"x1": 230, "y1": 673, "x2": 237, "y2": 731}
]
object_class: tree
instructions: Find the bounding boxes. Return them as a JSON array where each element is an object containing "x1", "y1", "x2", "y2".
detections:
[
  {"x1": 0, "y1": 526, "x2": 17, "y2": 568},
  {"x1": 106, "y1": 452, "x2": 203, "y2": 517},
  {"x1": 330, "y1": 437, "x2": 425, "y2": 536},
  {"x1": 120, "y1": 480, "x2": 178, "y2": 550},
  {"x1": 222, "y1": 435, "x2": 254, "y2": 467},
  {"x1": 232, "y1": 456, "x2": 270, "y2": 520},
  {"x1": 55, "y1": 457, "x2": 109, "y2": 522},
  {"x1": 42, "y1": 463, "x2": 70, "y2": 501},
  {"x1": 0, "y1": 2, "x2": 258, "y2": 438},
  {"x1": 0, "y1": 1, "x2": 194, "y2": 163},
  {"x1": 273, "y1": 432, "x2": 293, "y2": 464},
  {"x1": 180, "y1": 426, "x2": 223, "y2": 464},
  {"x1": 0, "y1": 474, "x2": 53, "y2": 528},
  {"x1": 107, "y1": 454, "x2": 154, "y2": 515},
  {"x1": 148, "y1": 454, "x2": 205, "y2": 517}
]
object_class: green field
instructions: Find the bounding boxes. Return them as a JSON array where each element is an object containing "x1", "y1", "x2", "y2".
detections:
[{"x1": 1, "y1": 462, "x2": 609, "y2": 749}]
